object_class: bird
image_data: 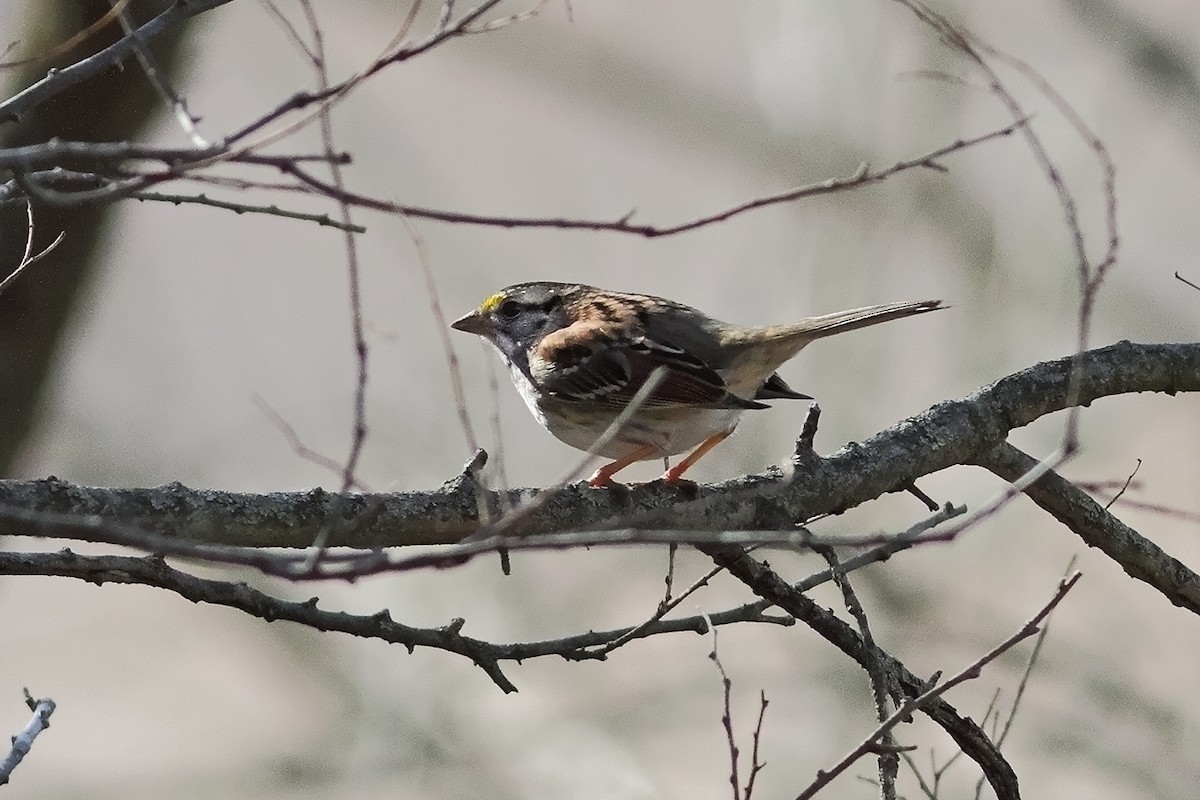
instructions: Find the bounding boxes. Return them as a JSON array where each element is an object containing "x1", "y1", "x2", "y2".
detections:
[{"x1": 451, "y1": 281, "x2": 942, "y2": 487}]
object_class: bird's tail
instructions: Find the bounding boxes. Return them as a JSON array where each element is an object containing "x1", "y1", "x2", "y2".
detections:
[
  {"x1": 720, "y1": 300, "x2": 944, "y2": 398},
  {"x1": 768, "y1": 299, "x2": 944, "y2": 341}
]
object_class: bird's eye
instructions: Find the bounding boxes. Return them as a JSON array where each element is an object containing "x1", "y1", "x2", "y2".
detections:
[{"x1": 498, "y1": 300, "x2": 522, "y2": 319}]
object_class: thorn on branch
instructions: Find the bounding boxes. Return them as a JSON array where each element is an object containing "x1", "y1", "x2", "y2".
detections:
[
  {"x1": 471, "y1": 653, "x2": 517, "y2": 694},
  {"x1": 1175, "y1": 271, "x2": 1200, "y2": 292},
  {"x1": 444, "y1": 448, "x2": 488, "y2": 492},
  {"x1": 792, "y1": 403, "x2": 821, "y2": 464},
  {"x1": 902, "y1": 481, "x2": 939, "y2": 511}
]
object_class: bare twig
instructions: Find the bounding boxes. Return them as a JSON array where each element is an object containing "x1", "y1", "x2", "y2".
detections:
[
  {"x1": 1103, "y1": 459, "x2": 1141, "y2": 511},
  {"x1": 278, "y1": 118, "x2": 1026, "y2": 235},
  {"x1": 0, "y1": 690, "x2": 56, "y2": 786},
  {"x1": 0, "y1": 0, "x2": 233, "y2": 123},
  {"x1": 251, "y1": 395, "x2": 369, "y2": 490},
  {"x1": 405, "y1": 219, "x2": 479, "y2": 452},
  {"x1": 0, "y1": 0, "x2": 133, "y2": 69},
  {"x1": 794, "y1": 572, "x2": 1082, "y2": 800},
  {"x1": 1085, "y1": 496, "x2": 1200, "y2": 525},
  {"x1": 0, "y1": 547, "x2": 785, "y2": 693},
  {"x1": 131, "y1": 190, "x2": 366, "y2": 231},
  {"x1": 109, "y1": 0, "x2": 207, "y2": 147},
  {"x1": 0, "y1": 202, "x2": 65, "y2": 298},
  {"x1": 894, "y1": 0, "x2": 1119, "y2": 458},
  {"x1": 590, "y1": 560, "x2": 726, "y2": 657},
  {"x1": 974, "y1": 442, "x2": 1200, "y2": 614},
  {"x1": 816, "y1": 545, "x2": 899, "y2": 798},
  {"x1": 700, "y1": 542, "x2": 1021, "y2": 798},
  {"x1": 970, "y1": 556, "x2": 1074, "y2": 799},
  {"x1": 744, "y1": 691, "x2": 769, "y2": 800},
  {"x1": 709, "y1": 625, "x2": 742, "y2": 800}
]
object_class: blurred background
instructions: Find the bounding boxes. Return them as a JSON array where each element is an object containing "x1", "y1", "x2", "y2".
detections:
[{"x1": 2, "y1": 1, "x2": 1199, "y2": 798}]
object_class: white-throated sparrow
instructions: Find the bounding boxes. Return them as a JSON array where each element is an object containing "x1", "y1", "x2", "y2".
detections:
[{"x1": 452, "y1": 282, "x2": 942, "y2": 486}]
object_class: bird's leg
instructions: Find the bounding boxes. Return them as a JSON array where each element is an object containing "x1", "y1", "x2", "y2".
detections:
[
  {"x1": 660, "y1": 427, "x2": 734, "y2": 483},
  {"x1": 587, "y1": 443, "x2": 659, "y2": 487}
]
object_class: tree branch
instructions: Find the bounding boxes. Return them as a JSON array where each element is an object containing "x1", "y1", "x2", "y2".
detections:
[
  {"x1": 973, "y1": 442, "x2": 1200, "y2": 614},
  {"x1": 698, "y1": 541, "x2": 1028, "y2": 800},
  {"x1": 0, "y1": 341, "x2": 1193, "y2": 546},
  {"x1": 0, "y1": 689, "x2": 56, "y2": 786},
  {"x1": 0, "y1": 0, "x2": 235, "y2": 124},
  {"x1": 0, "y1": 547, "x2": 792, "y2": 693}
]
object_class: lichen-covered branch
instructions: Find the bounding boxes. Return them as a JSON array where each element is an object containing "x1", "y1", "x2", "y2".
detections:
[
  {"x1": 974, "y1": 442, "x2": 1200, "y2": 614},
  {"x1": 0, "y1": 341, "x2": 1194, "y2": 546}
]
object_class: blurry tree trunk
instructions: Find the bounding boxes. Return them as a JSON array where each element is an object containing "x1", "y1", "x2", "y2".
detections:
[{"x1": 0, "y1": 0, "x2": 200, "y2": 472}]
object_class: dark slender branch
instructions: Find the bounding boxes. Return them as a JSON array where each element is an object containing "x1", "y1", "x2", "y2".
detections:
[
  {"x1": 110, "y1": 0, "x2": 208, "y2": 147},
  {"x1": 972, "y1": 443, "x2": 1200, "y2": 614},
  {"x1": 790, "y1": 571, "x2": 1080, "y2": 800},
  {"x1": 0, "y1": 0, "x2": 235, "y2": 124},
  {"x1": 0, "y1": 119, "x2": 1017, "y2": 235},
  {"x1": 131, "y1": 190, "x2": 367, "y2": 231},
  {"x1": 0, "y1": 548, "x2": 791, "y2": 693},
  {"x1": 223, "y1": 0, "x2": 505, "y2": 144},
  {"x1": 0, "y1": 0, "x2": 133, "y2": 70},
  {"x1": 744, "y1": 691, "x2": 769, "y2": 800},
  {"x1": 709, "y1": 631, "x2": 743, "y2": 800},
  {"x1": 277, "y1": 118, "x2": 1025, "y2": 236},
  {"x1": 0, "y1": 502, "x2": 956, "y2": 579},
  {"x1": 971, "y1": 557, "x2": 1071, "y2": 800},
  {"x1": 0, "y1": 140, "x2": 349, "y2": 170},
  {"x1": 698, "y1": 541, "x2": 1034, "y2": 800},
  {"x1": 816, "y1": 545, "x2": 899, "y2": 799}
]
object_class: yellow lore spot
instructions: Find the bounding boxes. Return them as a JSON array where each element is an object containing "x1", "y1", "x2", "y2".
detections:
[{"x1": 479, "y1": 292, "x2": 506, "y2": 314}]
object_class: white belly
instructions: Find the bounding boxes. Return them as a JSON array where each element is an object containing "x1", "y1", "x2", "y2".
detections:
[{"x1": 508, "y1": 364, "x2": 744, "y2": 461}]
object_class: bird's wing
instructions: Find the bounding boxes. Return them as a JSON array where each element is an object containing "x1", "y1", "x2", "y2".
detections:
[{"x1": 532, "y1": 324, "x2": 763, "y2": 410}]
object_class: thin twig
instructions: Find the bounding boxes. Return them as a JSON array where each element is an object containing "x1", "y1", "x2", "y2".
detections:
[
  {"x1": 0, "y1": 0, "x2": 233, "y2": 123},
  {"x1": 405, "y1": 219, "x2": 479, "y2": 452},
  {"x1": 709, "y1": 624, "x2": 742, "y2": 800},
  {"x1": 971, "y1": 556, "x2": 1075, "y2": 799},
  {"x1": 743, "y1": 691, "x2": 769, "y2": 800},
  {"x1": 279, "y1": 118, "x2": 1026, "y2": 235},
  {"x1": 131, "y1": 190, "x2": 366, "y2": 231},
  {"x1": 894, "y1": 0, "x2": 1119, "y2": 459},
  {"x1": 0, "y1": 202, "x2": 65, "y2": 298},
  {"x1": 109, "y1": 0, "x2": 208, "y2": 146},
  {"x1": 794, "y1": 572, "x2": 1082, "y2": 800},
  {"x1": 816, "y1": 545, "x2": 899, "y2": 799},
  {"x1": 0, "y1": 690, "x2": 56, "y2": 786},
  {"x1": 0, "y1": 0, "x2": 134, "y2": 69},
  {"x1": 590, "y1": 560, "x2": 726, "y2": 657},
  {"x1": 1103, "y1": 459, "x2": 1141, "y2": 511},
  {"x1": 251, "y1": 395, "x2": 369, "y2": 490}
]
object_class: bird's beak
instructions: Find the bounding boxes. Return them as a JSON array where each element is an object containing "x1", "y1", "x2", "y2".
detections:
[{"x1": 450, "y1": 309, "x2": 490, "y2": 336}]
